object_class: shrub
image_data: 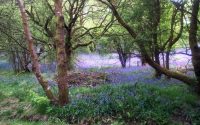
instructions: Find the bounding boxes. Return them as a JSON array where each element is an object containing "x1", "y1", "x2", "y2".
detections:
[{"x1": 29, "y1": 91, "x2": 50, "y2": 114}]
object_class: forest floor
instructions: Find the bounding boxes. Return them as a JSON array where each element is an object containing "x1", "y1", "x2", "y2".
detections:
[
  {"x1": 0, "y1": 54, "x2": 200, "y2": 125},
  {"x1": 0, "y1": 70, "x2": 200, "y2": 125}
]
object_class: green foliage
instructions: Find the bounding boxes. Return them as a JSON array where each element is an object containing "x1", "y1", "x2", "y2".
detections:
[
  {"x1": 45, "y1": 84, "x2": 200, "y2": 124},
  {"x1": 0, "y1": 119, "x2": 67, "y2": 125},
  {"x1": 0, "y1": 91, "x2": 6, "y2": 101},
  {"x1": 11, "y1": 82, "x2": 33, "y2": 101},
  {"x1": 29, "y1": 91, "x2": 50, "y2": 114},
  {"x1": 0, "y1": 71, "x2": 200, "y2": 124}
]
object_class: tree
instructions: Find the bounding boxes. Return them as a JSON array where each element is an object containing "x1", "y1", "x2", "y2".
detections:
[
  {"x1": 189, "y1": 0, "x2": 200, "y2": 93},
  {"x1": 16, "y1": 0, "x2": 69, "y2": 105},
  {"x1": 163, "y1": 2, "x2": 184, "y2": 71},
  {"x1": 98, "y1": 0, "x2": 200, "y2": 93},
  {"x1": 0, "y1": 2, "x2": 31, "y2": 72},
  {"x1": 148, "y1": 0, "x2": 162, "y2": 78},
  {"x1": 25, "y1": 0, "x2": 112, "y2": 70},
  {"x1": 98, "y1": 23, "x2": 136, "y2": 68},
  {"x1": 54, "y1": 0, "x2": 69, "y2": 105}
]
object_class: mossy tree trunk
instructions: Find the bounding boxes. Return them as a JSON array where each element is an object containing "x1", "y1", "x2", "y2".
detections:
[
  {"x1": 16, "y1": 0, "x2": 56, "y2": 103},
  {"x1": 65, "y1": 31, "x2": 73, "y2": 71},
  {"x1": 54, "y1": 0, "x2": 69, "y2": 105}
]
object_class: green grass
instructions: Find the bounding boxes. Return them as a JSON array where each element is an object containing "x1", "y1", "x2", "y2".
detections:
[
  {"x1": 0, "y1": 72, "x2": 200, "y2": 125},
  {"x1": 0, "y1": 120, "x2": 48, "y2": 125},
  {"x1": 0, "y1": 119, "x2": 67, "y2": 125}
]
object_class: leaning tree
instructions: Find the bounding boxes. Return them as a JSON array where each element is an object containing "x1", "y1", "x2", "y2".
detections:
[
  {"x1": 17, "y1": 0, "x2": 69, "y2": 106},
  {"x1": 98, "y1": 0, "x2": 200, "y2": 93}
]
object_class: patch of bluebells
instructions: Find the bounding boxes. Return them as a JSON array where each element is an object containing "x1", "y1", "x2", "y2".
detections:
[
  {"x1": 75, "y1": 53, "x2": 194, "y2": 86},
  {"x1": 40, "y1": 63, "x2": 56, "y2": 73},
  {"x1": 0, "y1": 61, "x2": 12, "y2": 70},
  {"x1": 0, "y1": 53, "x2": 195, "y2": 87},
  {"x1": 100, "y1": 66, "x2": 183, "y2": 86}
]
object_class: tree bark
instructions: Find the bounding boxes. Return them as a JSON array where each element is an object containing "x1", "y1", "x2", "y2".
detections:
[
  {"x1": 165, "y1": 50, "x2": 170, "y2": 70},
  {"x1": 165, "y1": 47, "x2": 172, "y2": 79},
  {"x1": 154, "y1": 47, "x2": 162, "y2": 78},
  {"x1": 16, "y1": 0, "x2": 56, "y2": 103},
  {"x1": 118, "y1": 51, "x2": 127, "y2": 68},
  {"x1": 189, "y1": 0, "x2": 200, "y2": 93},
  {"x1": 114, "y1": 39, "x2": 127, "y2": 68},
  {"x1": 141, "y1": 55, "x2": 147, "y2": 66},
  {"x1": 54, "y1": 0, "x2": 69, "y2": 105},
  {"x1": 65, "y1": 33, "x2": 73, "y2": 71}
]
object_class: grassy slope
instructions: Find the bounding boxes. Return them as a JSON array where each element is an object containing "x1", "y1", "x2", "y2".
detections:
[{"x1": 0, "y1": 71, "x2": 200, "y2": 125}]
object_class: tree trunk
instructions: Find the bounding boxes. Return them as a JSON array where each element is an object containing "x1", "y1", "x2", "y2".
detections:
[
  {"x1": 17, "y1": 0, "x2": 56, "y2": 103},
  {"x1": 165, "y1": 50, "x2": 171, "y2": 79},
  {"x1": 152, "y1": 0, "x2": 162, "y2": 78},
  {"x1": 166, "y1": 51, "x2": 170, "y2": 70},
  {"x1": 141, "y1": 55, "x2": 146, "y2": 66},
  {"x1": 154, "y1": 50, "x2": 162, "y2": 78},
  {"x1": 114, "y1": 39, "x2": 127, "y2": 68},
  {"x1": 189, "y1": 0, "x2": 200, "y2": 94},
  {"x1": 65, "y1": 41, "x2": 73, "y2": 71},
  {"x1": 57, "y1": 42, "x2": 69, "y2": 105},
  {"x1": 63, "y1": 25, "x2": 73, "y2": 71},
  {"x1": 139, "y1": 44, "x2": 198, "y2": 85},
  {"x1": 152, "y1": 32, "x2": 162, "y2": 78},
  {"x1": 118, "y1": 52, "x2": 127, "y2": 68},
  {"x1": 54, "y1": 0, "x2": 69, "y2": 105}
]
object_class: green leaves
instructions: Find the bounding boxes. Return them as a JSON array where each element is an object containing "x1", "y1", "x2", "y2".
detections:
[{"x1": 29, "y1": 90, "x2": 50, "y2": 114}]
